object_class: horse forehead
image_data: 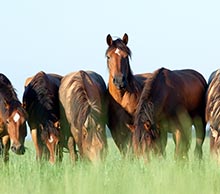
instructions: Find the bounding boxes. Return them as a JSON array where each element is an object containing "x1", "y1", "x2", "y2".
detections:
[
  {"x1": 115, "y1": 48, "x2": 121, "y2": 56},
  {"x1": 108, "y1": 48, "x2": 126, "y2": 57}
]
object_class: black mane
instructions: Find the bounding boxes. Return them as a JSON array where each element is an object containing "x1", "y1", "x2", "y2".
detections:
[
  {"x1": 0, "y1": 73, "x2": 21, "y2": 115},
  {"x1": 140, "y1": 68, "x2": 165, "y2": 102},
  {"x1": 135, "y1": 68, "x2": 165, "y2": 125},
  {"x1": 23, "y1": 71, "x2": 60, "y2": 124}
]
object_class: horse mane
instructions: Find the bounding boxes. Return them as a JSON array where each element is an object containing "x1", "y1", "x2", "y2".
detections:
[
  {"x1": 141, "y1": 68, "x2": 165, "y2": 102},
  {"x1": 206, "y1": 70, "x2": 220, "y2": 129},
  {"x1": 0, "y1": 73, "x2": 21, "y2": 115},
  {"x1": 70, "y1": 71, "x2": 103, "y2": 130},
  {"x1": 25, "y1": 71, "x2": 59, "y2": 123},
  {"x1": 135, "y1": 68, "x2": 165, "y2": 125}
]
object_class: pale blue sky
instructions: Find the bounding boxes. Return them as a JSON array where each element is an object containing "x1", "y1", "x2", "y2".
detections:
[{"x1": 0, "y1": 0, "x2": 220, "y2": 100}]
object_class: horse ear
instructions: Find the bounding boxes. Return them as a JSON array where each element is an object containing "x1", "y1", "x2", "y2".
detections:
[
  {"x1": 39, "y1": 123, "x2": 44, "y2": 131},
  {"x1": 122, "y1": 33, "x2": 128, "y2": 45},
  {"x1": 4, "y1": 100, "x2": 9, "y2": 110},
  {"x1": 106, "y1": 34, "x2": 112, "y2": 46},
  {"x1": 54, "y1": 121, "x2": 60, "y2": 129},
  {"x1": 126, "y1": 124, "x2": 135, "y2": 133}
]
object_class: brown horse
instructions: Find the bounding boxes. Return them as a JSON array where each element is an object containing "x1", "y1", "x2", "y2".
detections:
[
  {"x1": 59, "y1": 70, "x2": 107, "y2": 163},
  {"x1": 132, "y1": 67, "x2": 207, "y2": 160},
  {"x1": 106, "y1": 33, "x2": 151, "y2": 154},
  {"x1": 0, "y1": 73, "x2": 27, "y2": 162},
  {"x1": 206, "y1": 69, "x2": 220, "y2": 161},
  {"x1": 23, "y1": 71, "x2": 62, "y2": 164}
]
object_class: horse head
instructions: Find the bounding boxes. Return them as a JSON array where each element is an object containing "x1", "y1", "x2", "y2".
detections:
[
  {"x1": 132, "y1": 101, "x2": 159, "y2": 159},
  {"x1": 106, "y1": 33, "x2": 132, "y2": 90},
  {"x1": 80, "y1": 112, "x2": 107, "y2": 163},
  {"x1": 39, "y1": 120, "x2": 60, "y2": 164},
  {"x1": 6, "y1": 102, "x2": 27, "y2": 155}
]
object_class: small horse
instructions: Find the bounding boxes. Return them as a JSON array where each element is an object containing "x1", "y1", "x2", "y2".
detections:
[
  {"x1": 23, "y1": 71, "x2": 62, "y2": 164},
  {"x1": 106, "y1": 33, "x2": 151, "y2": 154},
  {"x1": 206, "y1": 69, "x2": 220, "y2": 161},
  {"x1": 132, "y1": 67, "x2": 207, "y2": 160},
  {"x1": 0, "y1": 73, "x2": 27, "y2": 162},
  {"x1": 59, "y1": 70, "x2": 107, "y2": 162}
]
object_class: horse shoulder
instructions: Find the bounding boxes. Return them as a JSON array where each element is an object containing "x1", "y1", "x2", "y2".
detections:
[{"x1": 122, "y1": 92, "x2": 140, "y2": 114}]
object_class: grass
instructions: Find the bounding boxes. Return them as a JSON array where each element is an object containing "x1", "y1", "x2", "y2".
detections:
[{"x1": 0, "y1": 135, "x2": 219, "y2": 194}]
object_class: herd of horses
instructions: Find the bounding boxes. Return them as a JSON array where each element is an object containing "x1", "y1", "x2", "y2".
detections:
[{"x1": 0, "y1": 33, "x2": 220, "y2": 164}]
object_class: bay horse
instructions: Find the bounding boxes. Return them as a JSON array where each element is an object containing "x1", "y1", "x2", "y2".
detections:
[
  {"x1": 106, "y1": 33, "x2": 151, "y2": 155},
  {"x1": 23, "y1": 71, "x2": 62, "y2": 164},
  {"x1": 132, "y1": 67, "x2": 207, "y2": 160},
  {"x1": 206, "y1": 69, "x2": 220, "y2": 161},
  {"x1": 0, "y1": 73, "x2": 27, "y2": 162},
  {"x1": 59, "y1": 70, "x2": 107, "y2": 163}
]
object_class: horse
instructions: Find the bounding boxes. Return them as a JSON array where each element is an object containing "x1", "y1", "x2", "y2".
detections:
[
  {"x1": 132, "y1": 67, "x2": 207, "y2": 161},
  {"x1": 59, "y1": 70, "x2": 107, "y2": 163},
  {"x1": 105, "y1": 33, "x2": 151, "y2": 155},
  {"x1": 23, "y1": 71, "x2": 62, "y2": 164},
  {"x1": 205, "y1": 69, "x2": 220, "y2": 161},
  {"x1": 0, "y1": 73, "x2": 27, "y2": 162}
]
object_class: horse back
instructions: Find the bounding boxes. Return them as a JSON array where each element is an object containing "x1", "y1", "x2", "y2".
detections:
[
  {"x1": 59, "y1": 70, "x2": 107, "y2": 125},
  {"x1": 23, "y1": 71, "x2": 62, "y2": 128},
  {"x1": 135, "y1": 72, "x2": 153, "y2": 87},
  {"x1": 165, "y1": 68, "x2": 206, "y2": 103},
  {"x1": 146, "y1": 68, "x2": 207, "y2": 115}
]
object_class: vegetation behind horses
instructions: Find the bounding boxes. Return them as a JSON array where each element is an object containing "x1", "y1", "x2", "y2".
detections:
[{"x1": 0, "y1": 134, "x2": 219, "y2": 194}]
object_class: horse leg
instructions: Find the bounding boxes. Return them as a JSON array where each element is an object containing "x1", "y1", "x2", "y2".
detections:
[
  {"x1": 56, "y1": 141, "x2": 63, "y2": 163},
  {"x1": 174, "y1": 129, "x2": 182, "y2": 159},
  {"x1": 174, "y1": 128, "x2": 191, "y2": 160},
  {"x1": 157, "y1": 130, "x2": 167, "y2": 157},
  {"x1": 193, "y1": 116, "x2": 206, "y2": 159},
  {"x1": 67, "y1": 136, "x2": 78, "y2": 163},
  {"x1": 174, "y1": 111, "x2": 192, "y2": 160},
  {"x1": 45, "y1": 141, "x2": 56, "y2": 164},
  {"x1": 2, "y1": 135, "x2": 10, "y2": 163},
  {"x1": 31, "y1": 128, "x2": 43, "y2": 161}
]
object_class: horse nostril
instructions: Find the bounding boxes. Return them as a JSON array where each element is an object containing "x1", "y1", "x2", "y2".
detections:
[
  {"x1": 11, "y1": 146, "x2": 16, "y2": 153},
  {"x1": 11, "y1": 145, "x2": 25, "y2": 155},
  {"x1": 113, "y1": 76, "x2": 126, "y2": 89},
  {"x1": 113, "y1": 77, "x2": 116, "y2": 84}
]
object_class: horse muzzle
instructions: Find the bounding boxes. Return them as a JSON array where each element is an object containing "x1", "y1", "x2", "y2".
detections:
[
  {"x1": 11, "y1": 144, "x2": 25, "y2": 155},
  {"x1": 113, "y1": 75, "x2": 127, "y2": 89}
]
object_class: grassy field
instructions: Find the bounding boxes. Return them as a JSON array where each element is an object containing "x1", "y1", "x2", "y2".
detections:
[{"x1": 0, "y1": 135, "x2": 219, "y2": 194}]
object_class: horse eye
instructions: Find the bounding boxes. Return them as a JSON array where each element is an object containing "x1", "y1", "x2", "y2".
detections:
[
  {"x1": 6, "y1": 119, "x2": 9, "y2": 124},
  {"x1": 107, "y1": 56, "x2": 110, "y2": 60}
]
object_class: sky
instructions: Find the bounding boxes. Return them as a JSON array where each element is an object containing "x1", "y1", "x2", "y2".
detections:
[{"x1": 0, "y1": 0, "x2": 220, "y2": 101}]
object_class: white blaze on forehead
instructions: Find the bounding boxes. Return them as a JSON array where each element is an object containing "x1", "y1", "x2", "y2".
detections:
[
  {"x1": 115, "y1": 48, "x2": 121, "y2": 56},
  {"x1": 13, "y1": 112, "x2": 20, "y2": 122},
  {"x1": 48, "y1": 135, "x2": 54, "y2": 143}
]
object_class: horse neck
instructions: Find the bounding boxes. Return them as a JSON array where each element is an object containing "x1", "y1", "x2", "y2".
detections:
[{"x1": 108, "y1": 75, "x2": 142, "y2": 114}]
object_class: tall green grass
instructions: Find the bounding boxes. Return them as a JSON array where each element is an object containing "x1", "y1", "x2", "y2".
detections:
[{"x1": 0, "y1": 137, "x2": 219, "y2": 194}]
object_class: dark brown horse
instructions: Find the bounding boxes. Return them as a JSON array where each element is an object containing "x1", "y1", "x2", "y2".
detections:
[
  {"x1": 132, "y1": 67, "x2": 207, "y2": 160},
  {"x1": 206, "y1": 69, "x2": 220, "y2": 161},
  {"x1": 59, "y1": 70, "x2": 107, "y2": 162},
  {"x1": 23, "y1": 71, "x2": 62, "y2": 164},
  {"x1": 106, "y1": 33, "x2": 151, "y2": 154},
  {"x1": 0, "y1": 73, "x2": 27, "y2": 162}
]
